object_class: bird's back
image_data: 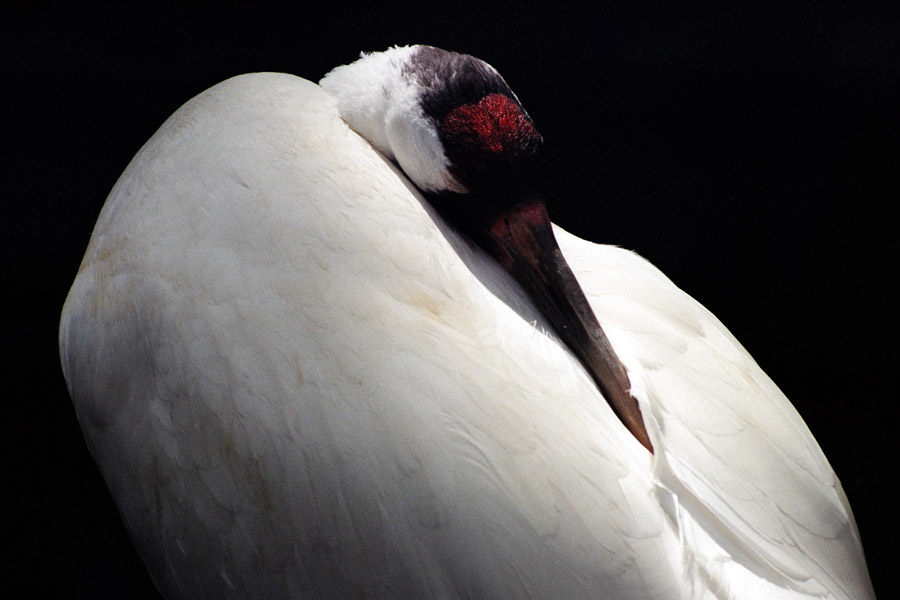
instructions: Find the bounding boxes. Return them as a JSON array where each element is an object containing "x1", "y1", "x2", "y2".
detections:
[
  {"x1": 60, "y1": 71, "x2": 873, "y2": 599},
  {"x1": 60, "y1": 73, "x2": 683, "y2": 599}
]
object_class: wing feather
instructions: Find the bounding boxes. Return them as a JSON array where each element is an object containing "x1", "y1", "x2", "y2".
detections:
[{"x1": 557, "y1": 226, "x2": 874, "y2": 599}]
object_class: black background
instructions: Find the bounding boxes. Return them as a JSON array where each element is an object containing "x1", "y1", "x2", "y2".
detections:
[{"x1": 8, "y1": 2, "x2": 897, "y2": 597}]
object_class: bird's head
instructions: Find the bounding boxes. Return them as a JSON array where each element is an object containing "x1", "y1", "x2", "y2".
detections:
[{"x1": 321, "y1": 45, "x2": 541, "y2": 194}]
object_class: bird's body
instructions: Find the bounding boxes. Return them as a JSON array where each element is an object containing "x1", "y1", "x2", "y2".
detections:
[{"x1": 60, "y1": 48, "x2": 873, "y2": 599}]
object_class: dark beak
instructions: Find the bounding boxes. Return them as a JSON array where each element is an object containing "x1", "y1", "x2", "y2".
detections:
[{"x1": 487, "y1": 202, "x2": 654, "y2": 453}]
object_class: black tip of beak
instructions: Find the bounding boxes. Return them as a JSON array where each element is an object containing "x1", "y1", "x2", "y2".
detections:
[{"x1": 488, "y1": 203, "x2": 654, "y2": 453}]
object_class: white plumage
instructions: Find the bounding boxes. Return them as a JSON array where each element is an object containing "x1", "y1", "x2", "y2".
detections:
[{"x1": 60, "y1": 46, "x2": 874, "y2": 599}]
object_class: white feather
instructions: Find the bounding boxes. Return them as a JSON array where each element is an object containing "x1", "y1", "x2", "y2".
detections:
[
  {"x1": 60, "y1": 49, "x2": 873, "y2": 600},
  {"x1": 320, "y1": 45, "x2": 466, "y2": 194}
]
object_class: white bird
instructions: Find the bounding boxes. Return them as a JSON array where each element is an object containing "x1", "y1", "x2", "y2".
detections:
[{"x1": 60, "y1": 45, "x2": 874, "y2": 599}]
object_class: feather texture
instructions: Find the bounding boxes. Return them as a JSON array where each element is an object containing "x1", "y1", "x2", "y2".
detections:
[{"x1": 60, "y1": 66, "x2": 873, "y2": 599}]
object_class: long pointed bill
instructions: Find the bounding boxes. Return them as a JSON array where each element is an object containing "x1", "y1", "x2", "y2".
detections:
[{"x1": 488, "y1": 203, "x2": 654, "y2": 453}]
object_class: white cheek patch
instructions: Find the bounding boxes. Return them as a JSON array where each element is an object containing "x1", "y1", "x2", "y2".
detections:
[
  {"x1": 386, "y1": 100, "x2": 468, "y2": 194},
  {"x1": 321, "y1": 45, "x2": 469, "y2": 196}
]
